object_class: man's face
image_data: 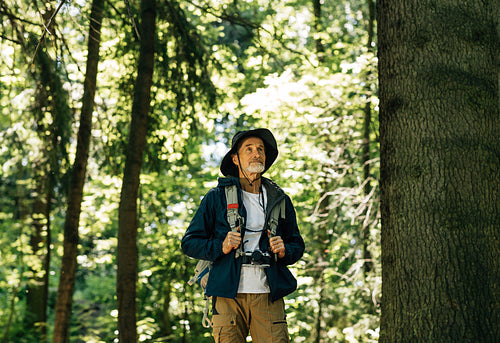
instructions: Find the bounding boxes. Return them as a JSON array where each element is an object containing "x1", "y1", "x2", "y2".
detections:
[{"x1": 232, "y1": 137, "x2": 266, "y2": 175}]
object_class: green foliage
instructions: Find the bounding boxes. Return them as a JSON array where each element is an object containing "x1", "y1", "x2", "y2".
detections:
[{"x1": 0, "y1": 0, "x2": 380, "y2": 341}]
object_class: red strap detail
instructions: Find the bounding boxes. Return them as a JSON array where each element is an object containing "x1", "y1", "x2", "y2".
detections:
[{"x1": 227, "y1": 203, "x2": 238, "y2": 209}]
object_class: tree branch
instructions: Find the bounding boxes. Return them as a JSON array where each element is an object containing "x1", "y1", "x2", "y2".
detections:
[
  {"x1": 31, "y1": 0, "x2": 66, "y2": 66},
  {"x1": 124, "y1": 0, "x2": 141, "y2": 40},
  {"x1": 184, "y1": 0, "x2": 314, "y2": 67}
]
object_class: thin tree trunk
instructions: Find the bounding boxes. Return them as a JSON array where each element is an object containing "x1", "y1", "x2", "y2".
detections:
[
  {"x1": 2, "y1": 284, "x2": 19, "y2": 343},
  {"x1": 162, "y1": 283, "x2": 173, "y2": 337},
  {"x1": 312, "y1": 0, "x2": 324, "y2": 62},
  {"x1": 52, "y1": 0, "x2": 104, "y2": 341},
  {"x1": 116, "y1": 0, "x2": 155, "y2": 341},
  {"x1": 311, "y1": 163, "x2": 337, "y2": 343},
  {"x1": 313, "y1": 271, "x2": 325, "y2": 343},
  {"x1": 378, "y1": 1, "x2": 499, "y2": 341},
  {"x1": 2, "y1": 184, "x2": 30, "y2": 343},
  {"x1": 311, "y1": 1, "x2": 328, "y2": 340},
  {"x1": 361, "y1": 0, "x2": 375, "y2": 275},
  {"x1": 27, "y1": 33, "x2": 67, "y2": 343},
  {"x1": 25, "y1": 177, "x2": 51, "y2": 343}
]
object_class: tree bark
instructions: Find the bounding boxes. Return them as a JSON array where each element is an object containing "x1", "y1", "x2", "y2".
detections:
[
  {"x1": 311, "y1": 163, "x2": 338, "y2": 343},
  {"x1": 52, "y1": 0, "x2": 104, "y2": 341},
  {"x1": 312, "y1": 0, "x2": 324, "y2": 62},
  {"x1": 3, "y1": 184, "x2": 31, "y2": 343},
  {"x1": 161, "y1": 282, "x2": 173, "y2": 337},
  {"x1": 361, "y1": 0, "x2": 376, "y2": 275},
  {"x1": 116, "y1": 0, "x2": 156, "y2": 341},
  {"x1": 25, "y1": 177, "x2": 51, "y2": 343},
  {"x1": 378, "y1": 1, "x2": 499, "y2": 341}
]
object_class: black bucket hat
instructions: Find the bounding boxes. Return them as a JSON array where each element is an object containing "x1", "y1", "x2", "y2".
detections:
[{"x1": 220, "y1": 128, "x2": 278, "y2": 177}]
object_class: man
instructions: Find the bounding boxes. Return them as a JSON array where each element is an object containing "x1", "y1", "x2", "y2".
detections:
[{"x1": 181, "y1": 128, "x2": 305, "y2": 343}]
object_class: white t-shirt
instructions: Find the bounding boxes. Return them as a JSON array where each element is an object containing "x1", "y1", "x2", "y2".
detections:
[{"x1": 237, "y1": 188, "x2": 271, "y2": 294}]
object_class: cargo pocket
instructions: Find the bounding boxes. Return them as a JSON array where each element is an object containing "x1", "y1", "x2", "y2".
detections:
[
  {"x1": 271, "y1": 319, "x2": 289, "y2": 343},
  {"x1": 269, "y1": 298, "x2": 289, "y2": 343},
  {"x1": 211, "y1": 314, "x2": 238, "y2": 343}
]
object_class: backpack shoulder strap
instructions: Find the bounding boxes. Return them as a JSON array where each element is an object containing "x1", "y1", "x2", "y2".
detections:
[
  {"x1": 225, "y1": 184, "x2": 240, "y2": 231},
  {"x1": 268, "y1": 197, "x2": 286, "y2": 237},
  {"x1": 268, "y1": 197, "x2": 286, "y2": 262},
  {"x1": 225, "y1": 184, "x2": 243, "y2": 257}
]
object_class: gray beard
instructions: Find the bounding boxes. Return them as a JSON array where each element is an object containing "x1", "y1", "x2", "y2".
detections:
[{"x1": 244, "y1": 163, "x2": 265, "y2": 174}]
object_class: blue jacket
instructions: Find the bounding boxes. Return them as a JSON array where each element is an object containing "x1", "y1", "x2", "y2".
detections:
[{"x1": 181, "y1": 177, "x2": 305, "y2": 302}]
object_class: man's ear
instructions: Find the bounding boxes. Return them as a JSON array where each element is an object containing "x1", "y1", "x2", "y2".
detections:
[{"x1": 231, "y1": 154, "x2": 239, "y2": 166}]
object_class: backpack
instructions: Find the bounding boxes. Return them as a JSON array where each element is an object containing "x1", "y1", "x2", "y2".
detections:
[{"x1": 187, "y1": 184, "x2": 285, "y2": 328}]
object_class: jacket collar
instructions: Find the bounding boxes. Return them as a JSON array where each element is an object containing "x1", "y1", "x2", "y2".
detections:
[{"x1": 217, "y1": 176, "x2": 284, "y2": 200}]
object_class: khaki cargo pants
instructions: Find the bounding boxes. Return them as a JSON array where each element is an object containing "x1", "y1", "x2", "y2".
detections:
[{"x1": 211, "y1": 293, "x2": 290, "y2": 343}]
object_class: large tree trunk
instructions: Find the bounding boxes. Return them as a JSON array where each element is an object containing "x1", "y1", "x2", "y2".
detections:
[
  {"x1": 378, "y1": 1, "x2": 499, "y2": 342},
  {"x1": 52, "y1": 0, "x2": 104, "y2": 341},
  {"x1": 116, "y1": 0, "x2": 156, "y2": 341}
]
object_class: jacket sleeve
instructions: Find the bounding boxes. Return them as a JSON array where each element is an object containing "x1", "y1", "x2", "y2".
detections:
[
  {"x1": 279, "y1": 195, "x2": 305, "y2": 266},
  {"x1": 181, "y1": 189, "x2": 225, "y2": 262}
]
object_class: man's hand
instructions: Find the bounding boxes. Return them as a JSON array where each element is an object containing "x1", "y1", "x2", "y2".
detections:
[
  {"x1": 268, "y1": 230, "x2": 286, "y2": 259},
  {"x1": 222, "y1": 229, "x2": 241, "y2": 254}
]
